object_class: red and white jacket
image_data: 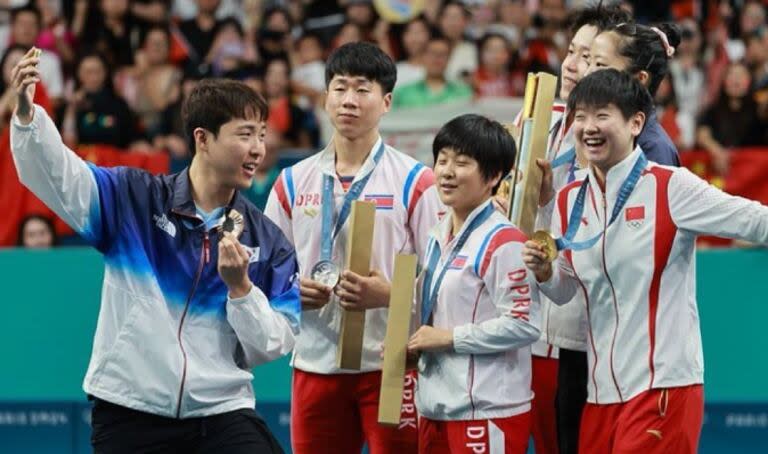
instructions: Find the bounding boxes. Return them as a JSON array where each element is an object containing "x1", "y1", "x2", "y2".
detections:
[
  {"x1": 416, "y1": 200, "x2": 541, "y2": 420},
  {"x1": 265, "y1": 137, "x2": 443, "y2": 374},
  {"x1": 540, "y1": 147, "x2": 768, "y2": 404}
]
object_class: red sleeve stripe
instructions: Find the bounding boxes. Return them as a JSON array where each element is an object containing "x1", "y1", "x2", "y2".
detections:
[
  {"x1": 407, "y1": 167, "x2": 436, "y2": 219},
  {"x1": 476, "y1": 226, "x2": 527, "y2": 278},
  {"x1": 273, "y1": 172, "x2": 292, "y2": 219}
]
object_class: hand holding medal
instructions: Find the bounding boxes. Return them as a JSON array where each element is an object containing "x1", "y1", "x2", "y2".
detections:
[
  {"x1": 531, "y1": 230, "x2": 558, "y2": 262},
  {"x1": 310, "y1": 260, "x2": 341, "y2": 288},
  {"x1": 523, "y1": 153, "x2": 649, "y2": 281},
  {"x1": 217, "y1": 210, "x2": 251, "y2": 298}
]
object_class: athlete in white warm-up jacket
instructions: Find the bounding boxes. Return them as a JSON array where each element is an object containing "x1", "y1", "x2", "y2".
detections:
[{"x1": 524, "y1": 69, "x2": 768, "y2": 454}]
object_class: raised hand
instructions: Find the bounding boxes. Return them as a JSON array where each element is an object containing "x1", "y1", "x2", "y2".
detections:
[
  {"x1": 11, "y1": 48, "x2": 41, "y2": 125},
  {"x1": 522, "y1": 240, "x2": 553, "y2": 283}
]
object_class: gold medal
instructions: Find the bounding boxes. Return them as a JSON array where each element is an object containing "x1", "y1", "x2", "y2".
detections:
[
  {"x1": 219, "y1": 209, "x2": 244, "y2": 239},
  {"x1": 496, "y1": 177, "x2": 512, "y2": 201},
  {"x1": 532, "y1": 230, "x2": 558, "y2": 262}
]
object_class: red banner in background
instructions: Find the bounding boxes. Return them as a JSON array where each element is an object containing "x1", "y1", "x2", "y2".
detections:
[
  {"x1": 680, "y1": 149, "x2": 768, "y2": 247},
  {"x1": 1, "y1": 136, "x2": 169, "y2": 247}
]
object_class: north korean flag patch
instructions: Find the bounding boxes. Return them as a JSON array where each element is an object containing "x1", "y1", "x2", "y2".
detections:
[
  {"x1": 364, "y1": 194, "x2": 394, "y2": 210},
  {"x1": 448, "y1": 255, "x2": 468, "y2": 270}
]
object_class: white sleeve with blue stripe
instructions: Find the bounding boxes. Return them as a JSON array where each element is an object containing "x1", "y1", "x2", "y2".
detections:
[{"x1": 10, "y1": 105, "x2": 105, "y2": 245}]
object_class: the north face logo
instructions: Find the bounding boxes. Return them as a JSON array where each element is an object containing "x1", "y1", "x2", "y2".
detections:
[{"x1": 153, "y1": 214, "x2": 177, "y2": 238}]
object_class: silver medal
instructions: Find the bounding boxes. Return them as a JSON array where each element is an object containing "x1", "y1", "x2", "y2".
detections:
[{"x1": 310, "y1": 260, "x2": 341, "y2": 287}]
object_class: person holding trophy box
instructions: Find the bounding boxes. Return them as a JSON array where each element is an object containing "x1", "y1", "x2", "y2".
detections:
[
  {"x1": 523, "y1": 69, "x2": 768, "y2": 454},
  {"x1": 265, "y1": 42, "x2": 441, "y2": 454}
]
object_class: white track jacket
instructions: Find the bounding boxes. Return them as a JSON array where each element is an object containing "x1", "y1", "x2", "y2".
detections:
[{"x1": 540, "y1": 147, "x2": 768, "y2": 404}]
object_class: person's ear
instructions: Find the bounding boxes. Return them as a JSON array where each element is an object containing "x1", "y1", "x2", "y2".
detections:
[
  {"x1": 193, "y1": 128, "x2": 209, "y2": 154},
  {"x1": 629, "y1": 111, "x2": 646, "y2": 137},
  {"x1": 382, "y1": 92, "x2": 392, "y2": 113},
  {"x1": 488, "y1": 171, "x2": 502, "y2": 191}
]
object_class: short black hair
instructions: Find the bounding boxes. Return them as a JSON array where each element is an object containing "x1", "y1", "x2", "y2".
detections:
[
  {"x1": 566, "y1": 1, "x2": 632, "y2": 35},
  {"x1": 607, "y1": 22, "x2": 682, "y2": 95},
  {"x1": 182, "y1": 79, "x2": 268, "y2": 156},
  {"x1": 567, "y1": 69, "x2": 653, "y2": 123},
  {"x1": 432, "y1": 114, "x2": 516, "y2": 191},
  {"x1": 325, "y1": 42, "x2": 397, "y2": 94}
]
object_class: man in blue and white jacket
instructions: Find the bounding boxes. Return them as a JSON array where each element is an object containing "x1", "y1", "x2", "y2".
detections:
[{"x1": 10, "y1": 49, "x2": 299, "y2": 453}]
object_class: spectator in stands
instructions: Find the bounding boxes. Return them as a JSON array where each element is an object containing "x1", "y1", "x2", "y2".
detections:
[
  {"x1": 78, "y1": 0, "x2": 144, "y2": 68},
  {"x1": 493, "y1": 0, "x2": 530, "y2": 46},
  {"x1": 60, "y1": 52, "x2": 144, "y2": 150},
  {"x1": 344, "y1": 0, "x2": 378, "y2": 40},
  {"x1": 33, "y1": 0, "x2": 76, "y2": 70},
  {"x1": 291, "y1": 32, "x2": 326, "y2": 108},
  {"x1": 655, "y1": 73, "x2": 685, "y2": 149},
  {"x1": 697, "y1": 61, "x2": 764, "y2": 175},
  {"x1": 394, "y1": 15, "x2": 429, "y2": 89},
  {"x1": 523, "y1": 0, "x2": 569, "y2": 75},
  {"x1": 178, "y1": 0, "x2": 223, "y2": 68},
  {"x1": 258, "y1": 6, "x2": 293, "y2": 62},
  {"x1": 439, "y1": 0, "x2": 477, "y2": 81},
  {"x1": 207, "y1": 18, "x2": 257, "y2": 76},
  {"x1": 669, "y1": 18, "x2": 704, "y2": 149},
  {"x1": 740, "y1": 0, "x2": 767, "y2": 38},
  {"x1": 16, "y1": 214, "x2": 57, "y2": 248},
  {"x1": 392, "y1": 33, "x2": 473, "y2": 110},
  {"x1": 154, "y1": 67, "x2": 205, "y2": 161},
  {"x1": 116, "y1": 25, "x2": 181, "y2": 140},
  {"x1": 745, "y1": 26, "x2": 768, "y2": 89},
  {"x1": 264, "y1": 56, "x2": 315, "y2": 150},
  {"x1": 332, "y1": 21, "x2": 364, "y2": 50},
  {"x1": 9, "y1": 5, "x2": 63, "y2": 107},
  {"x1": 472, "y1": 32, "x2": 524, "y2": 98}
]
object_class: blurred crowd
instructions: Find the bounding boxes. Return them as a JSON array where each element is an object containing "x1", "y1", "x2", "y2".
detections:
[{"x1": 2, "y1": 0, "x2": 768, "y2": 248}]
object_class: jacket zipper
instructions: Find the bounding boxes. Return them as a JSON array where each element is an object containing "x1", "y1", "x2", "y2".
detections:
[
  {"x1": 175, "y1": 229, "x2": 209, "y2": 418},
  {"x1": 600, "y1": 191, "x2": 624, "y2": 402}
]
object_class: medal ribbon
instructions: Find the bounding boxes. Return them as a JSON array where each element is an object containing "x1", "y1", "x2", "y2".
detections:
[
  {"x1": 319, "y1": 140, "x2": 385, "y2": 261},
  {"x1": 420, "y1": 202, "x2": 495, "y2": 325},
  {"x1": 550, "y1": 146, "x2": 579, "y2": 183},
  {"x1": 554, "y1": 153, "x2": 647, "y2": 252}
]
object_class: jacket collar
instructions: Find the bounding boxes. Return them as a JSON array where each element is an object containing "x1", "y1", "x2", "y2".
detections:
[
  {"x1": 432, "y1": 198, "x2": 495, "y2": 250},
  {"x1": 587, "y1": 145, "x2": 645, "y2": 201},
  {"x1": 170, "y1": 167, "x2": 250, "y2": 233},
  {"x1": 317, "y1": 135, "x2": 384, "y2": 181}
]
